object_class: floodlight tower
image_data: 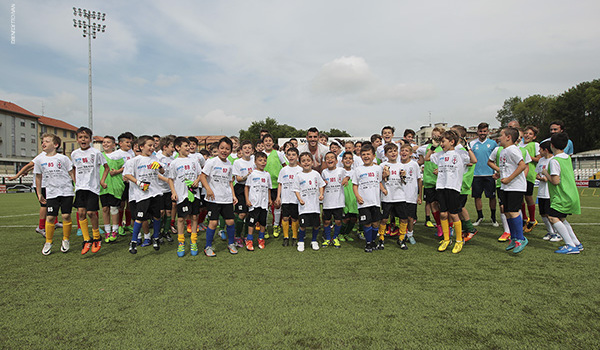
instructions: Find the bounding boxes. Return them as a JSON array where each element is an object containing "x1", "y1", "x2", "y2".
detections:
[{"x1": 72, "y1": 7, "x2": 106, "y2": 131}]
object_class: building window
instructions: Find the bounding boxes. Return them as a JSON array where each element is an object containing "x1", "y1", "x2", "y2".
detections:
[
  {"x1": 31, "y1": 150, "x2": 37, "y2": 157},
  {"x1": 31, "y1": 122, "x2": 35, "y2": 129},
  {"x1": 20, "y1": 133, "x2": 26, "y2": 142},
  {"x1": 20, "y1": 120, "x2": 25, "y2": 127},
  {"x1": 41, "y1": 126, "x2": 47, "y2": 133},
  {"x1": 71, "y1": 132, "x2": 75, "y2": 138},
  {"x1": 54, "y1": 128, "x2": 58, "y2": 134},
  {"x1": 21, "y1": 148, "x2": 26, "y2": 157},
  {"x1": 31, "y1": 136, "x2": 36, "y2": 144},
  {"x1": 63, "y1": 130, "x2": 67, "y2": 137}
]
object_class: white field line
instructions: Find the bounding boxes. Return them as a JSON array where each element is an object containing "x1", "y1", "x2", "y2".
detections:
[
  {"x1": 0, "y1": 213, "x2": 38, "y2": 218},
  {"x1": 581, "y1": 207, "x2": 600, "y2": 210}
]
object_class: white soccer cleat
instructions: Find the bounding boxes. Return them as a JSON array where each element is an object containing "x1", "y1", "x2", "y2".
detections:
[
  {"x1": 42, "y1": 242, "x2": 52, "y2": 256},
  {"x1": 311, "y1": 241, "x2": 320, "y2": 251},
  {"x1": 297, "y1": 242, "x2": 305, "y2": 252},
  {"x1": 60, "y1": 240, "x2": 70, "y2": 253}
]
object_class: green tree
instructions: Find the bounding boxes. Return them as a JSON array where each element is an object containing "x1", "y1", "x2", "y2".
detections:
[
  {"x1": 496, "y1": 96, "x2": 522, "y2": 127},
  {"x1": 323, "y1": 128, "x2": 352, "y2": 137},
  {"x1": 496, "y1": 95, "x2": 556, "y2": 136},
  {"x1": 238, "y1": 118, "x2": 351, "y2": 142}
]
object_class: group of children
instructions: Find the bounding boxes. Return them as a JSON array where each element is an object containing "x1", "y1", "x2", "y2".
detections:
[{"x1": 21, "y1": 121, "x2": 583, "y2": 257}]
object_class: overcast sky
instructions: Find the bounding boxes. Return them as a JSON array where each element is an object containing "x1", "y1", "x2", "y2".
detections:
[{"x1": 2, "y1": 0, "x2": 599, "y2": 138}]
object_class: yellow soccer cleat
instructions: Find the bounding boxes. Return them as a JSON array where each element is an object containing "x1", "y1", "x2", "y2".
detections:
[
  {"x1": 438, "y1": 240, "x2": 451, "y2": 252},
  {"x1": 452, "y1": 241, "x2": 463, "y2": 254}
]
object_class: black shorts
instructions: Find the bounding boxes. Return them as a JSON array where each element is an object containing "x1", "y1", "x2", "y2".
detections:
[
  {"x1": 281, "y1": 203, "x2": 299, "y2": 220},
  {"x1": 234, "y1": 184, "x2": 248, "y2": 213},
  {"x1": 500, "y1": 191, "x2": 525, "y2": 213},
  {"x1": 358, "y1": 206, "x2": 382, "y2": 225},
  {"x1": 177, "y1": 198, "x2": 201, "y2": 218},
  {"x1": 269, "y1": 189, "x2": 278, "y2": 206},
  {"x1": 548, "y1": 207, "x2": 568, "y2": 219},
  {"x1": 246, "y1": 208, "x2": 268, "y2": 227},
  {"x1": 322, "y1": 208, "x2": 343, "y2": 222},
  {"x1": 496, "y1": 188, "x2": 503, "y2": 206},
  {"x1": 538, "y1": 198, "x2": 550, "y2": 216},
  {"x1": 526, "y1": 181, "x2": 534, "y2": 196},
  {"x1": 423, "y1": 187, "x2": 438, "y2": 204},
  {"x1": 342, "y1": 212, "x2": 357, "y2": 220},
  {"x1": 459, "y1": 194, "x2": 468, "y2": 209},
  {"x1": 405, "y1": 203, "x2": 417, "y2": 219},
  {"x1": 121, "y1": 182, "x2": 129, "y2": 202},
  {"x1": 382, "y1": 202, "x2": 406, "y2": 220},
  {"x1": 128, "y1": 200, "x2": 136, "y2": 217},
  {"x1": 39, "y1": 188, "x2": 47, "y2": 207},
  {"x1": 162, "y1": 192, "x2": 175, "y2": 211},
  {"x1": 134, "y1": 196, "x2": 162, "y2": 221},
  {"x1": 74, "y1": 190, "x2": 100, "y2": 211},
  {"x1": 46, "y1": 196, "x2": 73, "y2": 216},
  {"x1": 100, "y1": 193, "x2": 120, "y2": 208},
  {"x1": 299, "y1": 213, "x2": 320, "y2": 228},
  {"x1": 472, "y1": 176, "x2": 496, "y2": 199},
  {"x1": 206, "y1": 202, "x2": 235, "y2": 221},
  {"x1": 437, "y1": 189, "x2": 461, "y2": 215}
]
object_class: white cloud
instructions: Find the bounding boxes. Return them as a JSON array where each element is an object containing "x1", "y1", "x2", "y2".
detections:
[
  {"x1": 192, "y1": 110, "x2": 253, "y2": 135},
  {"x1": 154, "y1": 74, "x2": 181, "y2": 87}
]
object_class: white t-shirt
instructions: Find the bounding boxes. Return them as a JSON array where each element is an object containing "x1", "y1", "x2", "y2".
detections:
[
  {"x1": 337, "y1": 153, "x2": 363, "y2": 169},
  {"x1": 123, "y1": 155, "x2": 163, "y2": 202},
  {"x1": 168, "y1": 157, "x2": 202, "y2": 204},
  {"x1": 277, "y1": 165, "x2": 302, "y2": 204},
  {"x1": 71, "y1": 147, "x2": 107, "y2": 195},
  {"x1": 431, "y1": 149, "x2": 470, "y2": 192},
  {"x1": 498, "y1": 145, "x2": 527, "y2": 192},
  {"x1": 32, "y1": 152, "x2": 47, "y2": 188},
  {"x1": 111, "y1": 149, "x2": 135, "y2": 164},
  {"x1": 380, "y1": 161, "x2": 404, "y2": 202},
  {"x1": 202, "y1": 157, "x2": 234, "y2": 204},
  {"x1": 245, "y1": 169, "x2": 272, "y2": 210},
  {"x1": 33, "y1": 153, "x2": 74, "y2": 199},
  {"x1": 188, "y1": 152, "x2": 206, "y2": 169},
  {"x1": 293, "y1": 170, "x2": 325, "y2": 215},
  {"x1": 156, "y1": 153, "x2": 175, "y2": 194},
  {"x1": 351, "y1": 164, "x2": 383, "y2": 209},
  {"x1": 232, "y1": 158, "x2": 255, "y2": 185},
  {"x1": 376, "y1": 141, "x2": 397, "y2": 163},
  {"x1": 297, "y1": 143, "x2": 329, "y2": 169},
  {"x1": 321, "y1": 167, "x2": 346, "y2": 209},
  {"x1": 549, "y1": 153, "x2": 569, "y2": 177},
  {"x1": 535, "y1": 157, "x2": 551, "y2": 199},
  {"x1": 400, "y1": 160, "x2": 422, "y2": 204}
]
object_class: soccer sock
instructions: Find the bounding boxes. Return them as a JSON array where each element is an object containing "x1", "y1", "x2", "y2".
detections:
[
  {"x1": 79, "y1": 218, "x2": 90, "y2": 241},
  {"x1": 144, "y1": 233, "x2": 151, "y2": 240},
  {"x1": 132, "y1": 221, "x2": 142, "y2": 242},
  {"x1": 333, "y1": 224, "x2": 341, "y2": 239},
  {"x1": 191, "y1": 230, "x2": 198, "y2": 244},
  {"x1": 39, "y1": 218, "x2": 45, "y2": 230},
  {"x1": 205, "y1": 227, "x2": 215, "y2": 248},
  {"x1": 491, "y1": 209, "x2": 497, "y2": 222},
  {"x1": 432, "y1": 210, "x2": 441, "y2": 226},
  {"x1": 178, "y1": 233, "x2": 185, "y2": 243},
  {"x1": 118, "y1": 209, "x2": 124, "y2": 226},
  {"x1": 259, "y1": 230, "x2": 265, "y2": 240},
  {"x1": 562, "y1": 220, "x2": 581, "y2": 246},
  {"x1": 291, "y1": 221, "x2": 299, "y2": 239},
  {"x1": 542, "y1": 217, "x2": 553, "y2": 234},
  {"x1": 63, "y1": 221, "x2": 72, "y2": 240},
  {"x1": 92, "y1": 228, "x2": 101, "y2": 240},
  {"x1": 298, "y1": 228, "x2": 306, "y2": 242},
  {"x1": 378, "y1": 224, "x2": 386, "y2": 240},
  {"x1": 274, "y1": 207, "x2": 281, "y2": 227},
  {"x1": 477, "y1": 210, "x2": 483, "y2": 219},
  {"x1": 455, "y1": 220, "x2": 463, "y2": 242},
  {"x1": 527, "y1": 205, "x2": 536, "y2": 223},
  {"x1": 425, "y1": 215, "x2": 431, "y2": 222},
  {"x1": 521, "y1": 203, "x2": 528, "y2": 222},
  {"x1": 282, "y1": 219, "x2": 290, "y2": 238},
  {"x1": 552, "y1": 221, "x2": 573, "y2": 246},
  {"x1": 399, "y1": 221, "x2": 408, "y2": 241},
  {"x1": 104, "y1": 224, "x2": 111, "y2": 234},
  {"x1": 226, "y1": 224, "x2": 235, "y2": 244},
  {"x1": 170, "y1": 219, "x2": 175, "y2": 228},
  {"x1": 45, "y1": 221, "x2": 55, "y2": 244},
  {"x1": 112, "y1": 224, "x2": 119, "y2": 233},
  {"x1": 501, "y1": 213, "x2": 510, "y2": 233},
  {"x1": 247, "y1": 231, "x2": 254, "y2": 241},
  {"x1": 514, "y1": 215, "x2": 524, "y2": 240},
  {"x1": 324, "y1": 225, "x2": 332, "y2": 240},
  {"x1": 311, "y1": 228, "x2": 319, "y2": 242},
  {"x1": 506, "y1": 217, "x2": 516, "y2": 241},
  {"x1": 76, "y1": 212, "x2": 81, "y2": 229},
  {"x1": 406, "y1": 230, "x2": 414, "y2": 238},
  {"x1": 152, "y1": 219, "x2": 161, "y2": 239},
  {"x1": 463, "y1": 219, "x2": 474, "y2": 232},
  {"x1": 364, "y1": 226, "x2": 373, "y2": 243},
  {"x1": 441, "y1": 219, "x2": 450, "y2": 241}
]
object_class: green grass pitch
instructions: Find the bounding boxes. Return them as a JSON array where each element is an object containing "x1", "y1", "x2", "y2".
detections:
[{"x1": 1, "y1": 191, "x2": 599, "y2": 349}]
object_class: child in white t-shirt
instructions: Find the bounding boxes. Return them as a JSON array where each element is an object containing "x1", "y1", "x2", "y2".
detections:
[
  {"x1": 352, "y1": 143, "x2": 386, "y2": 253},
  {"x1": 321, "y1": 152, "x2": 349, "y2": 248},
  {"x1": 168, "y1": 137, "x2": 202, "y2": 257},
  {"x1": 156, "y1": 136, "x2": 176, "y2": 243},
  {"x1": 71, "y1": 127, "x2": 109, "y2": 255},
  {"x1": 244, "y1": 152, "x2": 272, "y2": 250},
  {"x1": 425, "y1": 130, "x2": 476, "y2": 253},
  {"x1": 535, "y1": 141, "x2": 558, "y2": 242},
  {"x1": 294, "y1": 152, "x2": 325, "y2": 252},
  {"x1": 232, "y1": 140, "x2": 255, "y2": 244},
  {"x1": 199, "y1": 137, "x2": 238, "y2": 257},
  {"x1": 380, "y1": 143, "x2": 403, "y2": 250},
  {"x1": 276, "y1": 147, "x2": 302, "y2": 246},
  {"x1": 34, "y1": 134, "x2": 75, "y2": 256},
  {"x1": 398, "y1": 143, "x2": 423, "y2": 245}
]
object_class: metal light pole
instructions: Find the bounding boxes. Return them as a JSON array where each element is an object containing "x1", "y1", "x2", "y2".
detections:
[{"x1": 73, "y1": 8, "x2": 106, "y2": 131}]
